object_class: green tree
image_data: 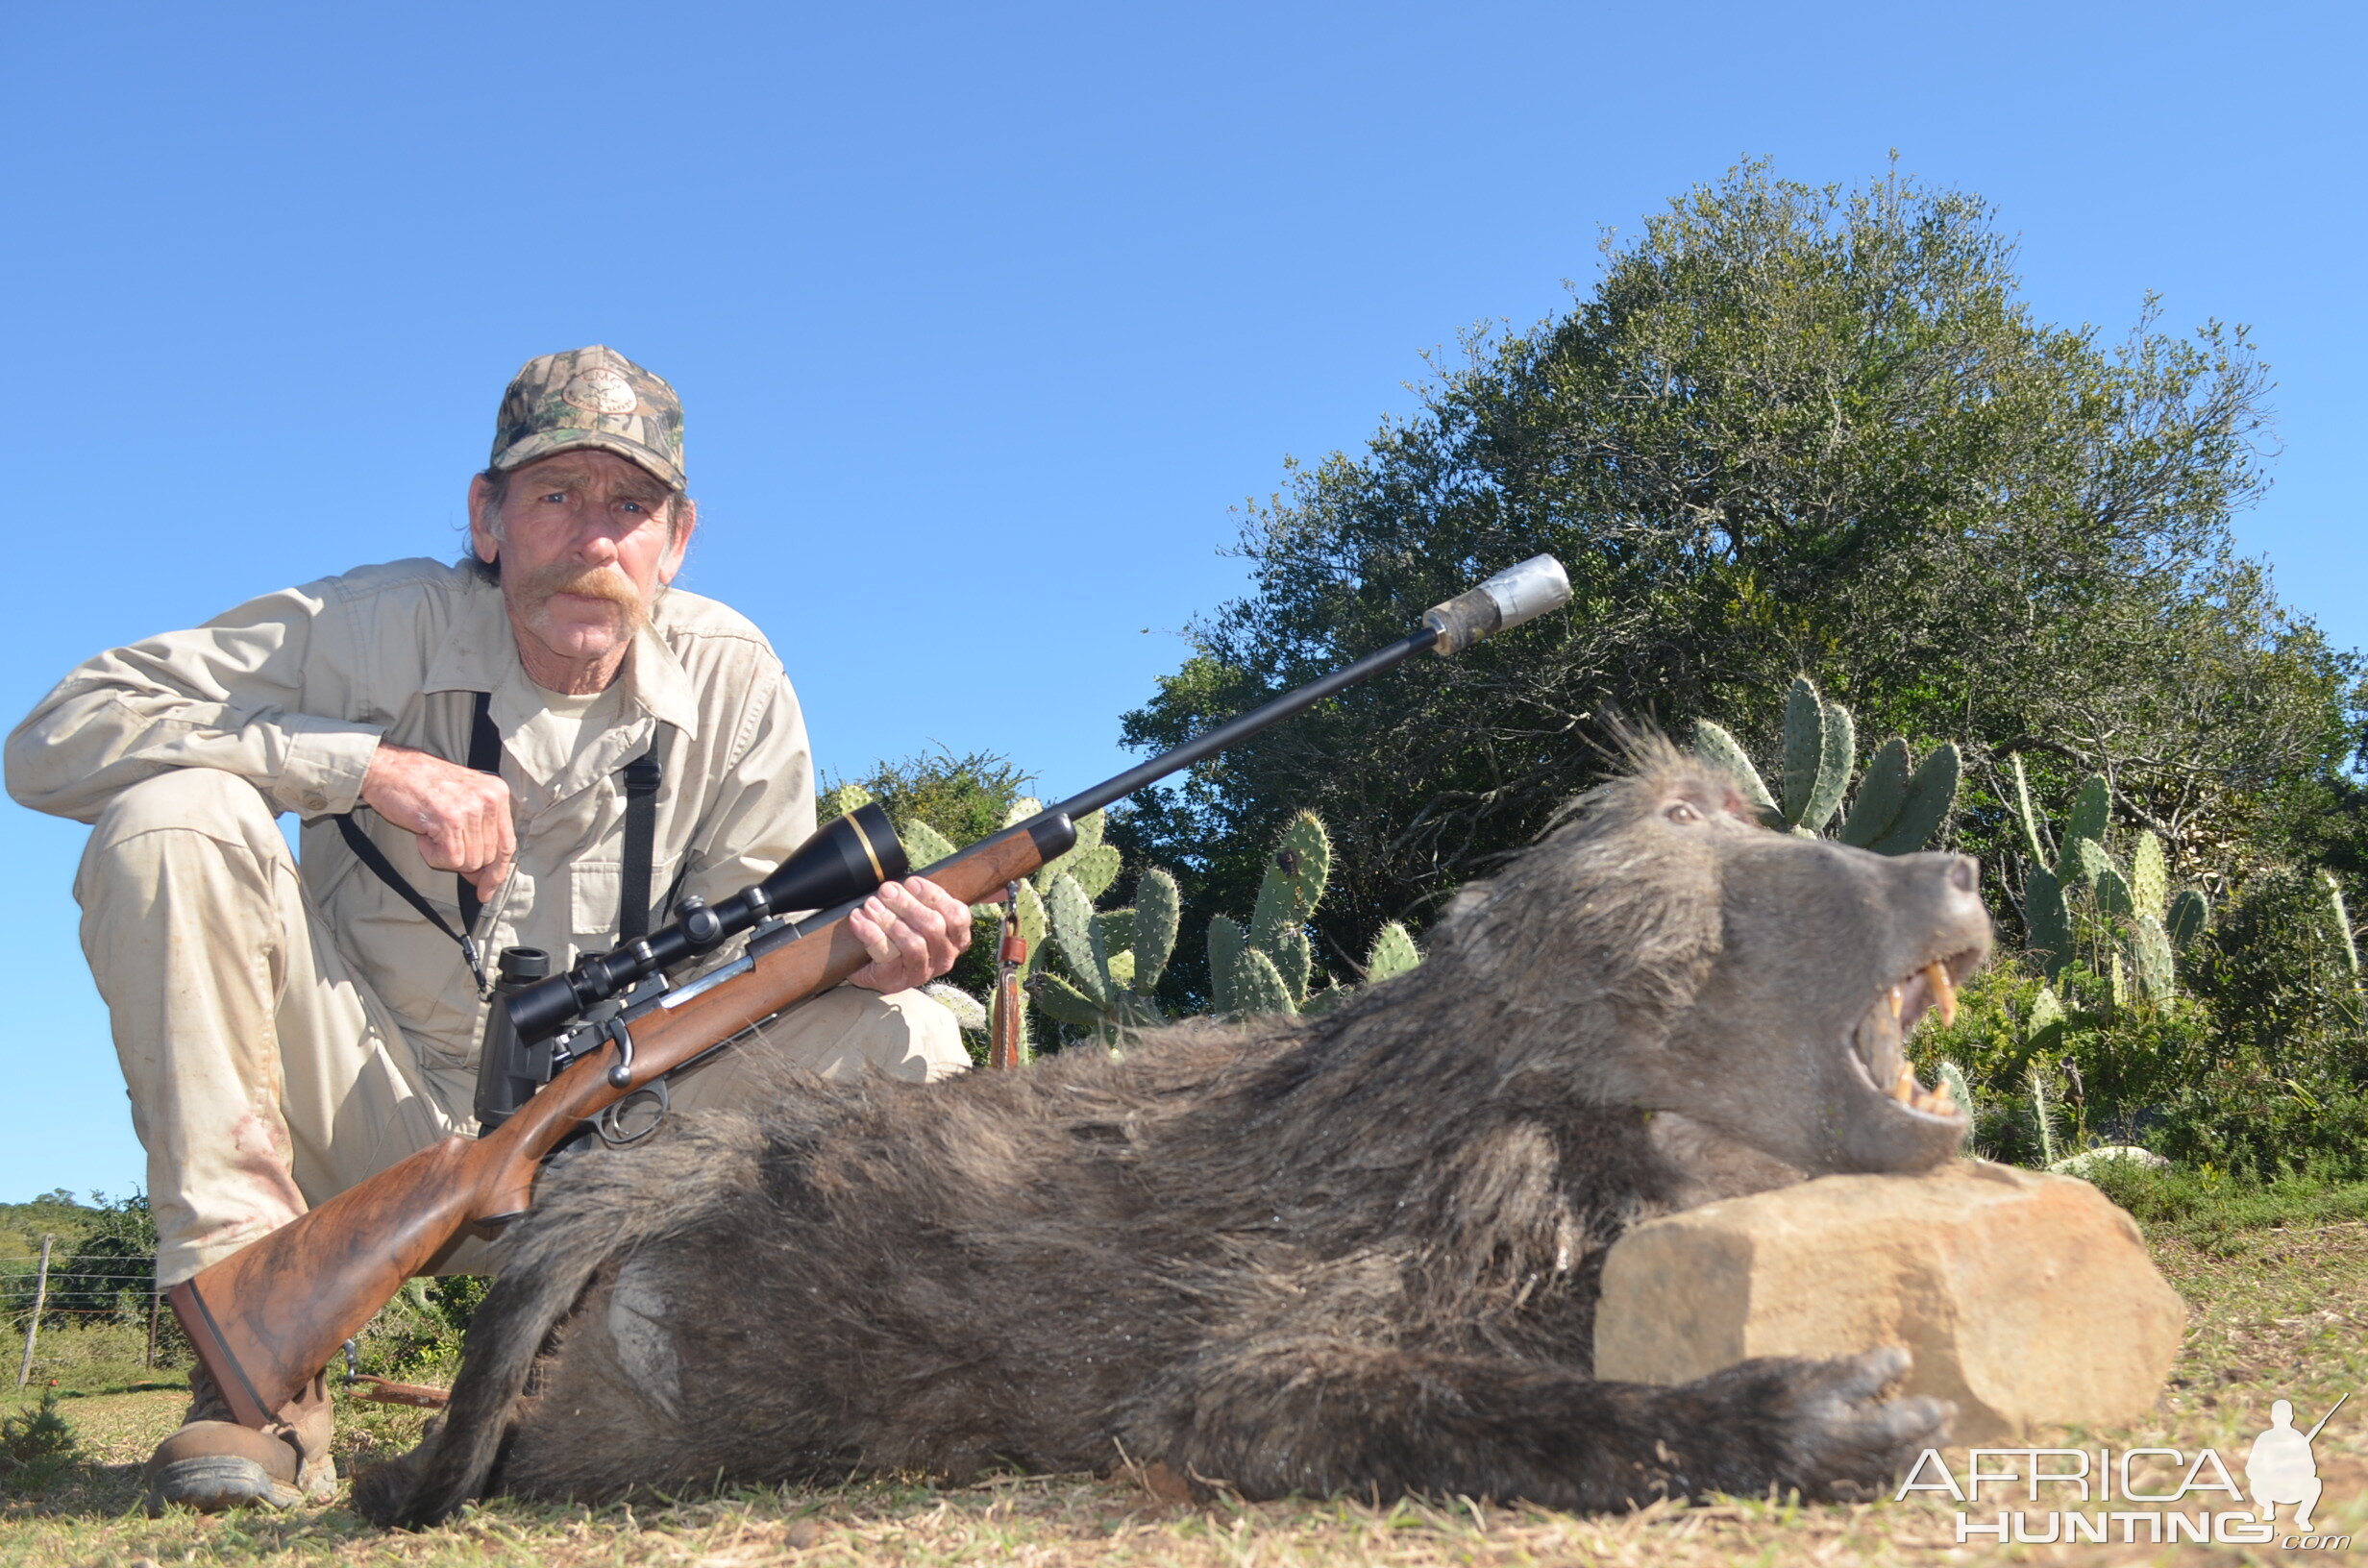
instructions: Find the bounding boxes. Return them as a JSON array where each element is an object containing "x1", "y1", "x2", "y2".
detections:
[{"x1": 1119, "y1": 160, "x2": 2357, "y2": 964}]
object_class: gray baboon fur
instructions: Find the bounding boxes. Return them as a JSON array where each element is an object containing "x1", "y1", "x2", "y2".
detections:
[{"x1": 362, "y1": 742, "x2": 1989, "y2": 1526}]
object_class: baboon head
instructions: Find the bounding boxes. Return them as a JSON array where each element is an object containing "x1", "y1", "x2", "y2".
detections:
[{"x1": 1422, "y1": 740, "x2": 1990, "y2": 1175}]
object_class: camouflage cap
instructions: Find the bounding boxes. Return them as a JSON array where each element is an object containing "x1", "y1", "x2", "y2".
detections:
[{"x1": 490, "y1": 345, "x2": 686, "y2": 489}]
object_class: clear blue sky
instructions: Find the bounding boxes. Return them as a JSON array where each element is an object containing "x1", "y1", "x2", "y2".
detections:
[{"x1": 3, "y1": 2, "x2": 2359, "y2": 1203}]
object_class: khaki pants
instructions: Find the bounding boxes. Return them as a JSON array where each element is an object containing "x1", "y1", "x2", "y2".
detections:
[{"x1": 78, "y1": 769, "x2": 969, "y2": 1287}]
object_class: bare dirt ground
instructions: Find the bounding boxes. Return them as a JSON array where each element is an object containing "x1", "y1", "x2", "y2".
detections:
[{"x1": 4, "y1": 1223, "x2": 2362, "y2": 1566}]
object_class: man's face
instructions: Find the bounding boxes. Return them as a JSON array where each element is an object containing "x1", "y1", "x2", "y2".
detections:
[{"x1": 469, "y1": 450, "x2": 696, "y2": 674}]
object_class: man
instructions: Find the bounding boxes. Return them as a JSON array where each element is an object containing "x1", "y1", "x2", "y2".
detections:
[{"x1": 5, "y1": 347, "x2": 974, "y2": 1510}]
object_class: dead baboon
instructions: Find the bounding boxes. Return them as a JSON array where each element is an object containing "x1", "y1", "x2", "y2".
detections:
[{"x1": 361, "y1": 741, "x2": 1989, "y2": 1525}]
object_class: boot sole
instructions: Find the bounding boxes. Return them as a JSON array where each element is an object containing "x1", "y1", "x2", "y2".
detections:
[{"x1": 146, "y1": 1455, "x2": 306, "y2": 1515}]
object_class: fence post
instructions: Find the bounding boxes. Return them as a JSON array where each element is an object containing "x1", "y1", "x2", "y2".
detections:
[
  {"x1": 15, "y1": 1235, "x2": 53, "y2": 1389},
  {"x1": 146, "y1": 1286, "x2": 160, "y2": 1368}
]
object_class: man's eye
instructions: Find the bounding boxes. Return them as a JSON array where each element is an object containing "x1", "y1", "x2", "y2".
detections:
[
  {"x1": 538, "y1": 492, "x2": 566, "y2": 504},
  {"x1": 619, "y1": 500, "x2": 646, "y2": 514}
]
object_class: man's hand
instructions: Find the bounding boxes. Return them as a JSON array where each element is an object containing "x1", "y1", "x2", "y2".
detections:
[
  {"x1": 847, "y1": 876, "x2": 974, "y2": 993},
  {"x1": 359, "y1": 742, "x2": 516, "y2": 902}
]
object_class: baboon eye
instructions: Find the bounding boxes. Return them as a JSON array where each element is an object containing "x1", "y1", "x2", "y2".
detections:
[{"x1": 1665, "y1": 801, "x2": 1699, "y2": 824}]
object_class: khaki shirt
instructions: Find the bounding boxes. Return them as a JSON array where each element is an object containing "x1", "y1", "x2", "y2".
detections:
[{"x1": 6, "y1": 558, "x2": 817, "y2": 1077}]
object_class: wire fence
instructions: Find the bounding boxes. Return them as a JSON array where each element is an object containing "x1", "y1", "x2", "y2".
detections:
[{"x1": 2, "y1": 1262, "x2": 162, "y2": 1324}]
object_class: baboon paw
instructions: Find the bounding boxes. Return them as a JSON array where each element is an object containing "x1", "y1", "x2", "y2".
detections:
[{"x1": 1780, "y1": 1347, "x2": 1954, "y2": 1500}]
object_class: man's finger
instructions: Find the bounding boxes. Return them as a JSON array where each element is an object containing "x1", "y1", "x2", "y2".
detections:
[{"x1": 851, "y1": 901, "x2": 901, "y2": 966}]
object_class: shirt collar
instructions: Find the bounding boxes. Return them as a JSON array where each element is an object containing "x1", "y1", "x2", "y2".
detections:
[{"x1": 423, "y1": 571, "x2": 703, "y2": 750}]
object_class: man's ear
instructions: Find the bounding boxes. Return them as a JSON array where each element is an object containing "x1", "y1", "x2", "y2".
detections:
[
  {"x1": 467, "y1": 474, "x2": 501, "y2": 565},
  {"x1": 659, "y1": 497, "x2": 698, "y2": 584}
]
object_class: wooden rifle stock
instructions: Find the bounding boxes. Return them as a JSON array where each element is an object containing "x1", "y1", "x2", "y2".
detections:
[{"x1": 169, "y1": 826, "x2": 1052, "y2": 1429}]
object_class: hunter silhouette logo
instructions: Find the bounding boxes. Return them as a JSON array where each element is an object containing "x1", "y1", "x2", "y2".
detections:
[
  {"x1": 1899, "y1": 1386, "x2": 2355, "y2": 1549},
  {"x1": 2248, "y1": 1392, "x2": 2347, "y2": 1533}
]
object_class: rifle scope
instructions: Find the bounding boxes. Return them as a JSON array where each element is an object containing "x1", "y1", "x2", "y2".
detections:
[
  {"x1": 506, "y1": 800, "x2": 907, "y2": 1044},
  {"x1": 505, "y1": 551, "x2": 1569, "y2": 1049}
]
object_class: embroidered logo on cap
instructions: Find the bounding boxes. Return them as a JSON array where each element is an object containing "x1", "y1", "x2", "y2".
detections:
[{"x1": 561, "y1": 367, "x2": 640, "y2": 416}]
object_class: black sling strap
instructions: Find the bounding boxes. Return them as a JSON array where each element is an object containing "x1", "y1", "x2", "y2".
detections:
[
  {"x1": 333, "y1": 689, "x2": 669, "y2": 991},
  {"x1": 456, "y1": 690, "x2": 504, "y2": 933},
  {"x1": 617, "y1": 750, "x2": 663, "y2": 943}
]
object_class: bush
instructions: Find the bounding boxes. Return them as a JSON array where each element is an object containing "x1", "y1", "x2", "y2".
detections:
[
  {"x1": 1917, "y1": 884, "x2": 2368, "y2": 1180},
  {"x1": 354, "y1": 1275, "x2": 488, "y2": 1383},
  {"x1": 0, "y1": 1391, "x2": 77, "y2": 1488}
]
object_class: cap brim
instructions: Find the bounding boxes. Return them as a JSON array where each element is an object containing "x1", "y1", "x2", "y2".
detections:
[{"x1": 491, "y1": 428, "x2": 685, "y2": 490}]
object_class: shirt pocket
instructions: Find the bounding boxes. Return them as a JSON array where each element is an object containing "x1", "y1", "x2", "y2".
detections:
[
  {"x1": 571, "y1": 861, "x2": 622, "y2": 943},
  {"x1": 569, "y1": 856, "x2": 679, "y2": 945}
]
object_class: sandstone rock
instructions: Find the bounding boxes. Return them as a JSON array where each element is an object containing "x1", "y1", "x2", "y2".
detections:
[{"x1": 1593, "y1": 1160, "x2": 2185, "y2": 1443}]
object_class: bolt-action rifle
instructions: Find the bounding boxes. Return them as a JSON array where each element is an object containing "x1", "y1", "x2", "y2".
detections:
[{"x1": 167, "y1": 556, "x2": 1572, "y2": 1431}]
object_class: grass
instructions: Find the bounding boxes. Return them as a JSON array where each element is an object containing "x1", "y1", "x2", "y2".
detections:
[{"x1": 4, "y1": 1174, "x2": 2364, "y2": 1566}]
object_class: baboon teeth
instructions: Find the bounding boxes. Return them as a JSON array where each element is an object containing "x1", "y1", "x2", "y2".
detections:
[
  {"x1": 1890, "y1": 1063, "x2": 1917, "y2": 1103},
  {"x1": 1923, "y1": 961, "x2": 1958, "y2": 1028},
  {"x1": 1887, "y1": 986, "x2": 1904, "y2": 1020}
]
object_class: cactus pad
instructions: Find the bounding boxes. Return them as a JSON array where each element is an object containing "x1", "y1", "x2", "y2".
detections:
[
  {"x1": 898, "y1": 818, "x2": 960, "y2": 870},
  {"x1": 1838, "y1": 737, "x2": 1910, "y2": 847},
  {"x1": 1047, "y1": 872, "x2": 1108, "y2": 1007},
  {"x1": 2062, "y1": 834, "x2": 2113, "y2": 894},
  {"x1": 2129, "y1": 915, "x2": 2176, "y2": 1004},
  {"x1": 1801, "y1": 698, "x2": 1854, "y2": 833},
  {"x1": 1365, "y1": 920, "x2": 1421, "y2": 981},
  {"x1": 2094, "y1": 863, "x2": 2134, "y2": 919},
  {"x1": 2130, "y1": 831, "x2": 2167, "y2": 922},
  {"x1": 1691, "y1": 721, "x2": 1777, "y2": 815},
  {"x1": 1131, "y1": 869, "x2": 1181, "y2": 993},
  {"x1": 2010, "y1": 754, "x2": 2050, "y2": 867},
  {"x1": 1780, "y1": 675, "x2": 1826, "y2": 827},
  {"x1": 1207, "y1": 916, "x2": 1246, "y2": 1015},
  {"x1": 1867, "y1": 742, "x2": 1960, "y2": 855},
  {"x1": 1232, "y1": 946, "x2": 1297, "y2": 1017},
  {"x1": 2027, "y1": 984, "x2": 2065, "y2": 1043},
  {"x1": 2025, "y1": 866, "x2": 2071, "y2": 979},
  {"x1": 2065, "y1": 775, "x2": 2110, "y2": 848},
  {"x1": 1031, "y1": 972, "x2": 1108, "y2": 1028},
  {"x1": 1269, "y1": 925, "x2": 1313, "y2": 1003},
  {"x1": 2165, "y1": 887, "x2": 2209, "y2": 949}
]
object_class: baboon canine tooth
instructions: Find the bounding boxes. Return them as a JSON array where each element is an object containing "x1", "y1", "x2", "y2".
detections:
[
  {"x1": 1887, "y1": 986, "x2": 1904, "y2": 1020},
  {"x1": 1889, "y1": 1066, "x2": 1915, "y2": 1103},
  {"x1": 1923, "y1": 961, "x2": 1957, "y2": 1028}
]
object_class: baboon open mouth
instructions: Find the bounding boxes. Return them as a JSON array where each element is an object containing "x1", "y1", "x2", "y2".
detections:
[{"x1": 1845, "y1": 950, "x2": 1983, "y2": 1123}]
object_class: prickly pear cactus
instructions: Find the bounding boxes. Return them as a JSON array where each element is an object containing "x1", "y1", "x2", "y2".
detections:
[
  {"x1": 2130, "y1": 831, "x2": 2168, "y2": 921},
  {"x1": 1696, "y1": 676, "x2": 1958, "y2": 853},
  {"x1": 1691, "y1": 721, "x2": 1778, "y2": 819},
  {"x1": 2130, "y1": 915, "x2": 2176, "y2": 1004},
  {"x1": 1231, "y1": 945, "x2": 1296, "y2": 1017},
  {"x1": 2024, "y1": 867, "x2": 2073, "y2": 979},
  {"x1": 1207, "y1": 916, "x2": 1246, "y2": 1015},
  {"x1": 1130, "y1": 869, "x2": 1181, "y2": 993},
  {"x1": 1365, "y1": 921, "x2": 1421, "y2": 982},
  {"x1": 1867, "y1": 744, "x2": 1959, "y2": 856},
  {"x1": 818, "y1": 781, "x2": 874, "y2": 821},
  {"x1": 2166, "y1": 888, "x2": 2210, "y2": 949}
]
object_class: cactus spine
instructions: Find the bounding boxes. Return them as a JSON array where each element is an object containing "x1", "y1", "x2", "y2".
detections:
[{"x1": 1694, "y1": 674, "x2": 1960, "y2": 853}]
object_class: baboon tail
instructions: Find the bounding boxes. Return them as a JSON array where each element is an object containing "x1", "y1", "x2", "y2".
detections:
[{"x1": 384, "y1": 1241, "x2": 612, "y2": 1528}]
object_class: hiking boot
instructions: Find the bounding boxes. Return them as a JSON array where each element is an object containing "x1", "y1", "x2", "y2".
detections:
[{"x1": 143, "y1": 1364, "x2": 335, "y2": 1515}]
